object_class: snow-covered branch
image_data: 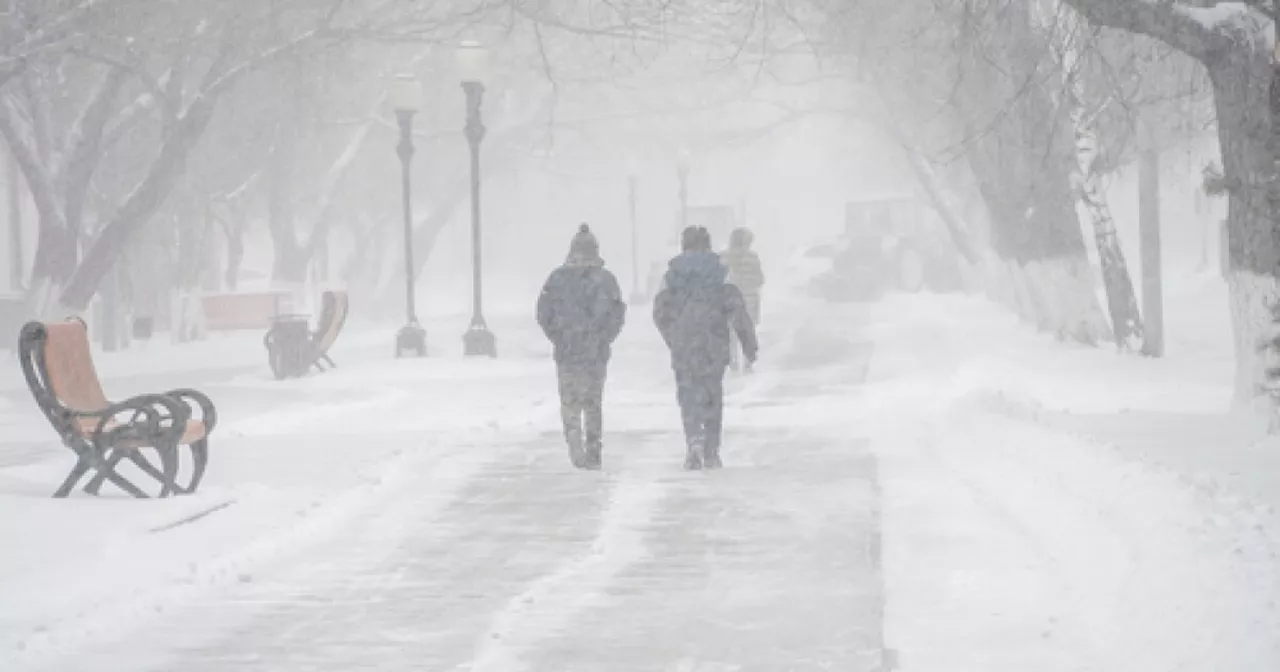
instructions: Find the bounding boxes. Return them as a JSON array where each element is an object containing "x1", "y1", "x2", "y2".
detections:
[{"x1": 1062, "y1": 0, "x2": 1270, "y2": 60}]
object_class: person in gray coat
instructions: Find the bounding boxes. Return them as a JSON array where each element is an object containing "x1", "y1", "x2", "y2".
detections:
[
  {"x1": 653, "y1": 226, "x2": 758, "y2": 470},
  {"x1": 536, "y1": 224, "x2": 627, "y2": 469}
]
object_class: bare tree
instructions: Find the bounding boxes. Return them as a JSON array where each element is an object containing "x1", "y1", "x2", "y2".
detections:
[{"x1": 1062, "y1": 0, "x2": 1277, "y2": 405}]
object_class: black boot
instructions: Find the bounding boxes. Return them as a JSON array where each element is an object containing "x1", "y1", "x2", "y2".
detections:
[
  {"x1": 566, "y1": 429, "x2": 586, "y2": 469},
  {"x1": 684, "y1": 435, "x2": 705, "y2": 471},
  {"x1": 582, "y1": 442, "x2": 602, "y2": 470}
]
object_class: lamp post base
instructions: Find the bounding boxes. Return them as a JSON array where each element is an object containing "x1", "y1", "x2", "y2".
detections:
[
  {"x1": 395, "y1": 322, "x2": 427, "y2": 358},
  {"x1": 463, "y1": 322, "x2": 497, "y2": 358}
]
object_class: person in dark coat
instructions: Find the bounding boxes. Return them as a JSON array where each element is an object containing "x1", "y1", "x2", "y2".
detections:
[
  {"x1": 653, "y1": 225, "x2": 759, "y2": 470},
  {"x1": 536, "y1": 224, "x2": 627, "y2": 470}
]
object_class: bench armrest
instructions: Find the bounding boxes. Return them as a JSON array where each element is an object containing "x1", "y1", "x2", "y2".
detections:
[
  {"x1": 74, "y1": 393, "x2": 191, "y2": 452},
  {"x1": 165, "y1": 388, "x2": 218, "y2": 434}
]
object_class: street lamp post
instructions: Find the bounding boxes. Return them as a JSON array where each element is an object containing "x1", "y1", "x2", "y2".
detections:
[
  {"x1": 458, "y1": 40, "x2": 497, "y2": 358},
  {"x1": 627, "y1": 157, "x2": 644, "y2": 304},
  {"x1": 390, "y1": 73, "x2": 427, "y2": 358},
  {"x1": 676, "y1": 147, "x2": 691, "y2": 231}
]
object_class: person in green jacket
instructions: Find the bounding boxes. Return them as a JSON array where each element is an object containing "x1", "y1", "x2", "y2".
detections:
[{"x1": 720, "y1": 227, "x2": 764, "y2": 371}]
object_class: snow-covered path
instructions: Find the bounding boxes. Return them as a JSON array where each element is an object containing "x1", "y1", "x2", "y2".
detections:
[
  {"x1": 5, "y1": 289, "x2": 1280, "y2": 671},
  {"x1": 3, "y1": 302, "x2": 885, "y2": 672}
]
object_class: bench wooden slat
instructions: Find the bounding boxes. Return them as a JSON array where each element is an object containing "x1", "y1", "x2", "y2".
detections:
[{"x1": 42, "y1": 321, "x2": 110, "y2": 413}]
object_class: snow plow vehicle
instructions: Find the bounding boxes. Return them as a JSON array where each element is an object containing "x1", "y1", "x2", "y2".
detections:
[{"x1": 807, "y1": 195, "x2": 963, "y2": 302}]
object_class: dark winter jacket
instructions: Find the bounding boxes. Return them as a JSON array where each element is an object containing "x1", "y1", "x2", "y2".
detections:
[
  {"x1": 537, "y1": 257, "x2": 626, "y2": 365},
  {"x1": 653, "y1": 251, "x2": 758, "y2": 374}
]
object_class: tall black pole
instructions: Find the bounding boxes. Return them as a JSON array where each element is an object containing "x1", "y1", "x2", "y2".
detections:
[
  {"x1": 462, "y1": 81, "x2": 496, "y2": 357},
  {"x1": 394, "y1": 109, "x2": 427, "y2": 357},
  {"x1": 1138, "y1": 118, "x2": 1163, "y2": 358}
]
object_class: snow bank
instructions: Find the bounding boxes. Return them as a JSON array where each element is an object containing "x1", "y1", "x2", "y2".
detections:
[
  {"x1": 862, "y1": 280, "x2": 1280, "y2": 670},
  {"x1": 864, "y1": 272, "x2": 1234, "y2": 414},
  {"x1": 873, "y1": 407, "x2": 1280, "y2": 671}
]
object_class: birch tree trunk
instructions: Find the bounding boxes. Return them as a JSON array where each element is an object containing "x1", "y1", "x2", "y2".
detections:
[
  {"x1": 1065, "y1": 0, "x2": 1280, "y2": 409},
  {"x1": 1061, "y1": 22, "x2": 1144, "y2": 350}
]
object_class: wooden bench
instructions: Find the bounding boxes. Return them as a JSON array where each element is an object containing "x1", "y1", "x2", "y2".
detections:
[
  {"x1": 310, "y1": 290, "x2": 349, "y2": 371},
  {"x1": 19, "y1": 319, "x2": 218, "y2": 498},
  {"x1": 262, "y1": 290, "x2": 349, "y2": 379},
  {"x1": 201, "y1": 291, "x2": 291, "y2": 331}
]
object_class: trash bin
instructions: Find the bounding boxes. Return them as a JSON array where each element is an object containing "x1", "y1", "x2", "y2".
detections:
[
  {"x1": 265, "y1": 314, "x2": 311, "y2": 380},
  {"x1": 132, "y1": 316, "x2": 155, "y2": 340}
]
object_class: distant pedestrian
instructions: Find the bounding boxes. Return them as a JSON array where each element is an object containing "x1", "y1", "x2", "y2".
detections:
[
  {"x1": 653, "y1": 225, "x2": 759, "y2": 470},
  {"x1": 536, "y1": 224, "x2": 627, "y2": 470},
  {"x1": 720, "y1": 226, "x2": 765, "y2": 371}
]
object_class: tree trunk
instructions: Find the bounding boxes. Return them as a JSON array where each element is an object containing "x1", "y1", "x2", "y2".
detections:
[
  {"x1": 6, "y1": 148, "x2": 23, "y2": 291},
  {"x1": 1217, "y1": 49, "x2": 1280, "y2": 405},
  {"x1": 0, "y1": 115, "x2": 73, "y2": 301},
  {"x1": 225, "y1": 231, "x2": 243, "y2": 291},
  {"x1": 273, "y1": 244, "x2": 310, "y2": 285},
  {"x1": 950, "y1": 1, "x2": 1108, "y2": 344},
  {"x1": 894, "y1": 137, "x2": 981, "y2": 267},
  {"x1": 1056, "y1": 12, "x2": 1144, "y2": 350},
  {"x1": 213, "y1": 202, "x2": 246, "y2": 291},
  {"x1": 30, "y1": 219, "x2": 76, "y2": 292},
  {"x1": 967, "y1": 125, "x2": 1110, "y2": 344},
  {"x1": 56, "y1": 93, "x2": 221, "y2": 312},
  {"x1": 1073, "y1": 108, "x2": 1143, "y2": 349},
  {"x1": 1063, "y1": 0, "x2": 1280, "y2": 409},
  {"x1": 267, "y1": 120, "x2": 305, "y2": 285}
]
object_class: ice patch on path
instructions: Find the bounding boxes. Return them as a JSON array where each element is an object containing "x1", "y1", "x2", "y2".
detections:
[{"x1": 467, "y1": 470, "x2": 667, "y2": 672}]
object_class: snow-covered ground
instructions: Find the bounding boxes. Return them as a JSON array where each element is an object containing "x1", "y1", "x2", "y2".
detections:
[
  {"x1": 866, "y1": 274, "x2": 1280, "y2": 671},
  {"x1": 1, "y1": 273, "x2": 1278, "y2": 671}
]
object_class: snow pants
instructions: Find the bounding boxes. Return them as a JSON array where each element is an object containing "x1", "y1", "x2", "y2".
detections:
[
  {"x1": 675, "y1": 367, "x2": 725, "y2": 457},
  {"x1": 557, "y1": 361, "x2": 607, "y2": 453}
]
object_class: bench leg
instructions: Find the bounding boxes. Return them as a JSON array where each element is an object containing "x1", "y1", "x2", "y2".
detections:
[
  {"x1": 84, "y1": 449, "x2": 149, "y2": 498},
  {"x1": 322, "y1": 354, "x2": 336, "y2": 368},
  {"x1": 186, "y1": 439, "x2": 210, "y2": 494},
  {"x1": 54, "y1": 457, "x2": 92, "y2": 498},
  {"x1": 121, "y1": 447, "x2": 184, "y2": 497},
  {"x1": 83, "y1": 448, "x2": 126, "y2": 495},
  {"x1": 157, "y1": 444, "x2": 179, "y2": 498}
]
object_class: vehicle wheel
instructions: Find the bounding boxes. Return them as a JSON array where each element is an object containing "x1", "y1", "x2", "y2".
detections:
[{"x1": 897, "y1": 247, "x2": 926, "y2": 293}]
